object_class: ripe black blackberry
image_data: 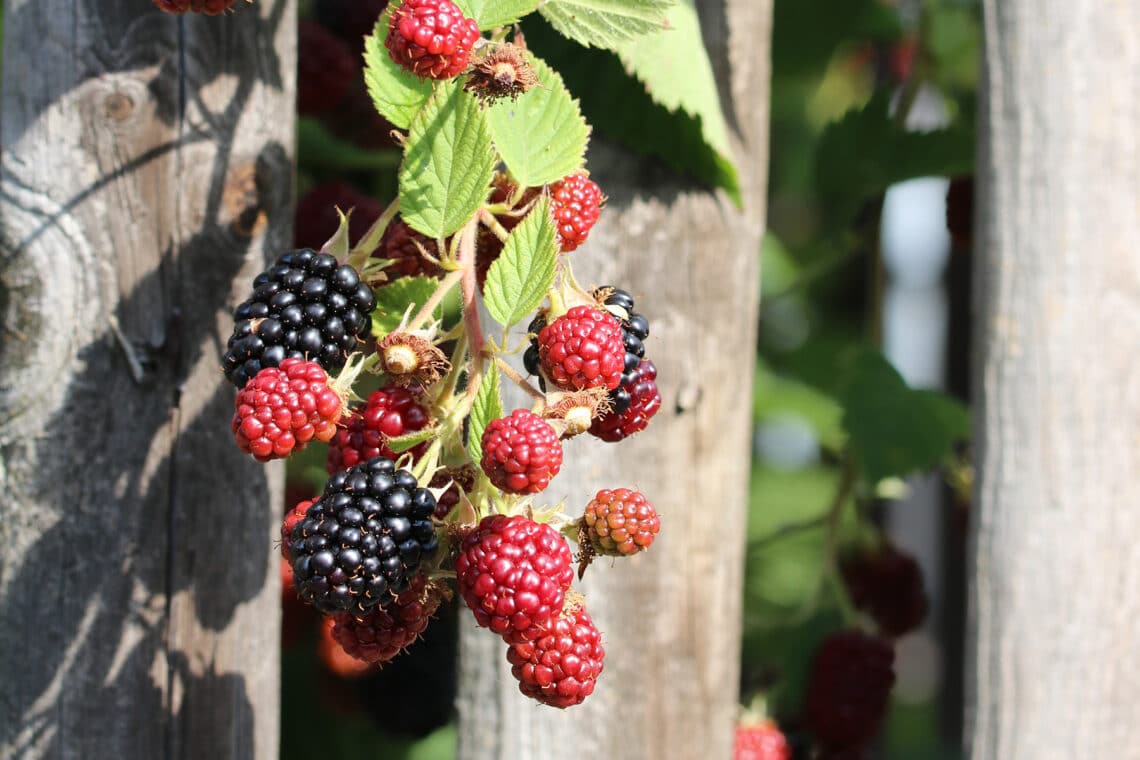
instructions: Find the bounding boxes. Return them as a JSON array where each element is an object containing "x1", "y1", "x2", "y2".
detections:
[
  {"x1": 522, "y1": 312, "x2": 546, "y2": 381},
  {"x1": 223, "y1": 249, "x2": 375, "y2": 388},
  {"x1": 596, "y1": 286, "x2": 650, "y2": 415},
  {"x1": 289, "y1": 457, "x2": 439, "y2": 615}
]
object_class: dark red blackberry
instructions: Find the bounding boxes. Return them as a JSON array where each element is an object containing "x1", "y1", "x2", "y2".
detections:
[
  {"x1": 588, "y1": 359, "x2": 661, "y2": 442},
  {"x1": 294, "y1": 181, "x2": 383, "y2": 249},
  {"x1": 804, "y1": 630, "x2": 896, "y2": 749},
  {"x1": 840, "y1": 543, "x2": 928, "y2": 637},
  {"x1": 298, "y1": 20, "x2": 358, "y2": 116},
  {"x1": 289, "y1": 457, "x2": 439, "y2": 615},
  {"x1": 315, "y1": 0, "x2": 390, "y2": 47},
  {"x1": 222, "y1": 249, "x2": 375, "y2": 388},
  {"x1": 596, "y1": 286, "x2": 650, "y2": 415}
]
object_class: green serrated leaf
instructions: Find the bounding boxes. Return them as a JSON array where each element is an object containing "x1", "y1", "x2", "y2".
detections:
[
  {"x1": 522, "y1": 17, "x2": 739, "y2": 200},
  {"x1": 466, "y1": 361, "x2": 503, "y2": 465},
  {"x1": 482, "y1": 197, "x2": 558, "y2": 328},
  {"x1": 400, "y1": 84, "x2": 496, "y2": 238},
  {"x1": 371, "y1": 276, "x2": 439, "y2": 336},
  {"x1": 387, "y1": 426, "x2": 438, "y2": 454},
  {"x1": 613, "y1": 0, "x2": 737, "y2": 202},
  {"x1": 539, "y1": 0, "x2": 671, "y2": 51},
  {"x1": 363, "y1": 10, "x2": 434, "y2": 130},
  {"x1": 838, "y1": 349, "x2": 970, "y2": 484},
  {"x1": 815, "y1": 93, "x2": 975, "y2": 228},
  {"x1": 453, "y1": 0, "x2": 539, "y2": 28},
  {"x1": 486, "y1": 55, "x2": 589, "y2": 187}
]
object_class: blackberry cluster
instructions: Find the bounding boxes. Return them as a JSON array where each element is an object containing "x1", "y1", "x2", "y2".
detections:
[
  {"x1": 288, "y1": 457, "x2": 439, "y2": 615},
  {"x1": 597, "y1": 287, "x2": 650, "y2": 415},
  {"x1": 223, "y1": 249, "x2": 375, "y2": 388}
]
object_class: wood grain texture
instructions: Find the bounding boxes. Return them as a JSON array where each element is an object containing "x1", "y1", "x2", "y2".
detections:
[
  {"x1": 967, "y1": 2, "x2": 1140, "y2": 758},
  {"x1": 0, "y1": 2, "x2": 295, "y2": 758},
  {"x1": 455, "y1": 2, "x2": 771, "y2": 757}
]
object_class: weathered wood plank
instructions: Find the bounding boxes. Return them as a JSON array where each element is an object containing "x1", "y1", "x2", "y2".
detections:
[
  {"x1": 967, "y1": 2, "x2": 1140, "y2": 758},
  {"x1": 0, "y1": 2, "x2": 295, "y2": 758},
  {"x1": 455, "y1": 1, "x2": 771, "y2": 757}
]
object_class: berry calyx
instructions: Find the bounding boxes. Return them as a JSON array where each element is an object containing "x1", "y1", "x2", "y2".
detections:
[
  {"x1": 327, "y1": 385, "x2": 432, "y2": 474},
  {"x1": 289, "y1": 457, "x2": 439, "y2": 615},
  {"x1": 232, "y1": 359, "x2": 345, "y2": 462},
  {"x1": 588, "y1": 359, "x2": 662, "y2": 442},
  {"x1": 804, "y1": 630, "x2": 896, "y2": 749},
  {"x1": 506, "y1": 595, "x2": 605, "y2": 708},
  {"x1": 548, "y1": 174, "x2": 604, "y2": 252},
  {"x1": 331, "y1": 576, "x2": 445, "y2": 665},
  {"x1": 480, "y1": 409, "x2": 564, "y2": 494},
  {"x1": 454, "y1": 514, "x2": 575, "y2": 641},
  {"x1": 734, "y1": 719, "x2": 790, "y2": 760},
  {"x1": 385, "y1": 0, "x2": 481, "y2": 80},
  {"x1": 536, "y1": 305, "x2": 626, "y2": 392},
  {"x1": 375, "y1": 331, "x2": 449, "y2": 387},
  {"x1": 840, "y1": 543, "x2": 928, "y2": 638},
  {"x1": 464, "y1": 43, "x2": 538, "y2": 104},
  {"x1": 579, "y1": 488, "x2": 660, "y2": 569}
]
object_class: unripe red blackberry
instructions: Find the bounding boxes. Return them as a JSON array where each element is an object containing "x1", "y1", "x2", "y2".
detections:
[
  {"x1": 298, "y1": 20, "x2": 357, "y2": 115},
  {"x1": 223, "y1": 249, "x2": 375, "y2": 388},
  {"x1": 733, "y1": 719, "x2": 790, "y2": 760},
  {"x1": 588, "y1": 359, "x2": 662, "y2": 442},
  {"x1": 331, "y1": 576, "x2": 443, "y2": 665},
  {"x1": 454, "y1": 514, "x2": 574, "y2": 642},
  {"x1": 803, "y1": 630, "x2": 896, "y2": 749},
  {"x1": 506, "y1": 596, "x2": 604, "y2": 708},
  {"x1": 232, "y1": 359, "x2": 345, "y2": 461},
  {"x1": 294, "y1": 181, "x2": 383, "y2": 250},
  {"x1": 327, "y1": 385, "x2": 431, "y2": 473},
  {"x1": 290, "y1": 457, "x2": 439, "y2": 615},
  {"x1": 377, "y1": 218, "x2": 446, "y2": 279},
  {"x1": 480, "y1": 409, "x2": 563, "y2": 494},
  {"x1": 281, "y1": 498, "x2": 317, "y2": 561},
  {"x1": 536, "y1": 305, "x2": 626, "y2": 392},
  {"x1": 385, "y1": 0, "x2": 480, "y2": 80},
  {"x1": 581, "y1": 488, "x2": 660, "y2": 557},
  {"x1": 152, "y1": 0, "x2": 244, "y2": 13},
  {"x1": 841, "y1": 543, "x2": 928, "y2": 638},
  {"x1": 548, "y1": 174, "x2": 603, "y2": 251},
  {"x1": 318, "y1": 616, "x2": 375, "y2": 678}
]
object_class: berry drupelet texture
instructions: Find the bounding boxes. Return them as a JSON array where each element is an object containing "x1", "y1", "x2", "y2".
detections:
[
  {"x1": 377, "y1": 218, "x2": 446, "y2": 279},
  {"x1": 596, "y1": 286, "x2": 651, "y2": 415},
  {"x1": 548, "y1": 174, "x2": 604, "y2": 251},
  {"x1": 290, "y1": 457, "x2": 439, "y2": 616},
  {"x1": 589, "y1": 359, "x2": 662, "y2": 442},
  {"x1": 537, "y1": 305, "x2": 626, "y2": 392},
  {"x1": 480, "y1": 409, "x2": 564, "y2": 494},
  {"x1": 223, "y1": 248, "x2": 375, "y2": 388},
  {"x1": 331, "y1": 576, "x2": 443, "y2": 665},
  {"x1": 581, "y1": 488, "x2": 660, "y2": 557},
  {"x1": 385, "y1": 0, "x2": 480, "y2": 80},
  {"x1": 506, "y1": 599, "x2": 605, "y2": 708},
  {"x1": 232, "y1": 359, "x2": 344, "y2": 461},
  {"x1": 455, "y1": 514, "x2": 575, "y2": 642},
  {"x1": 327, "y1": 385, "x2": 431, "y2": 474},
  {"x1": 733, "y1": 720, "x2": 790, "y2": 760},
  {"x1": 281, "y1": 498, "x2": 317, "y2": 561}
]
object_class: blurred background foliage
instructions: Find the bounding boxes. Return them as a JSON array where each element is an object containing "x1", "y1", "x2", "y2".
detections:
[{"x1": 285, "y1": 0, "x2": 981, "y2": 757}]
